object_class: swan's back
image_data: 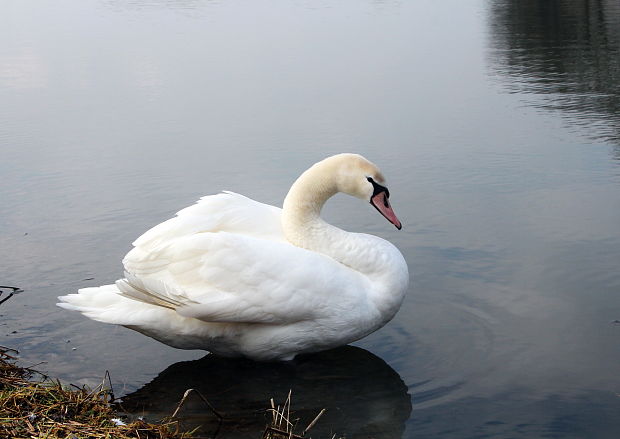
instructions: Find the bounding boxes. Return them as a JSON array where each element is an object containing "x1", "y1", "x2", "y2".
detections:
[{"x1": 131, "y1": 191, "x2": 284, "y2": 249}]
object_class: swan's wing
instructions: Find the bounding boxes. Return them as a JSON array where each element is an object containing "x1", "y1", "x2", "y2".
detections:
[
  {"x1": 121, "y1": 232, "x2": 365, "y2": 324},
  {"x1": 131, "y1": 191, "x2": 285, "y2": 250},
  {"x1": 124, "y1": 192, "x2": 285, "y2": 277}
]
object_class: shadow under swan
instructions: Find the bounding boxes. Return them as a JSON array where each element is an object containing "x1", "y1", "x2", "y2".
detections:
[{"x1": 120, "y1": 346, "x2": 411, "y2": 438}]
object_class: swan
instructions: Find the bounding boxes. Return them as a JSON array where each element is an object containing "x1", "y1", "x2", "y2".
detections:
[{"x1": 58, "y1": 153, "x2": 409, "y2": 361}]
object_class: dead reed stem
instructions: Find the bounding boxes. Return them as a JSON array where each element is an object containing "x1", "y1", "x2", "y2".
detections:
[{"x1": 263, "y1": 391, "x2": 334, "y2": 439}]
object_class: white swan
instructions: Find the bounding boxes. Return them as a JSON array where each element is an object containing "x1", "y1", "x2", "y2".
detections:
[{"x1": 58, "y1": 154, "x2": 409, "y2": 361}]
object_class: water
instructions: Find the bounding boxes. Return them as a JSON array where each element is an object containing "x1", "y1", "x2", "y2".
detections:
[{"x1": 1, "y1": 0, "x2": 619, "y2": 437}]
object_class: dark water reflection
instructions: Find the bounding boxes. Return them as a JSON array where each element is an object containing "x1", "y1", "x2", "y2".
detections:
[
  {"x1": 488, "y1": 0, "x2": 620, "y2": 145},
  {"x1": 120, "y1": 346, "x2": 411, "y2": 439}
]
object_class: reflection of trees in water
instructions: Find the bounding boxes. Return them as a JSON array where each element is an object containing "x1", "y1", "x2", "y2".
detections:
[{"x1": 487, "y1": 0, "x2": 620, "y2": 147}]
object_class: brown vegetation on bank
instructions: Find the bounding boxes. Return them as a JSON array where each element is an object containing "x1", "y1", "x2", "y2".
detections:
[
  {"x1": 0, "y1": 345, "x2": 192, "y2": 439},
  {"x1": 0, "y1": 346, "x2": 334, "y2": 439}
]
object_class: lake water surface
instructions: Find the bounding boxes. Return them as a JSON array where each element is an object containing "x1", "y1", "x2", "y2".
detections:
[{"x1": 2, "y1": 0, "x2": 620, "y2": 437}]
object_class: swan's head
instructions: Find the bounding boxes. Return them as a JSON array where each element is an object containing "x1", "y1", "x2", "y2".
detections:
[{"x1": 330, "y1": 153, "x2": 402, "y2": 230}]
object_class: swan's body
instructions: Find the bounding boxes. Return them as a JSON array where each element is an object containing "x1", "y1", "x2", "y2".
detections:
[{"x1": 58, "y1": 154, "x2": 409, "y2": 360}]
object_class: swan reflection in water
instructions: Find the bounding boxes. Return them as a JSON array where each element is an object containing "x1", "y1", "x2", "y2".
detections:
[{"x1": 120, "y1": 346, "x2": 411, "y2": 438}]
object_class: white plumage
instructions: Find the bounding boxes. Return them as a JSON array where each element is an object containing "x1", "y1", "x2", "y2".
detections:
[{"x1": 58, "y1": 154, "x2": 409, "y2": 360}]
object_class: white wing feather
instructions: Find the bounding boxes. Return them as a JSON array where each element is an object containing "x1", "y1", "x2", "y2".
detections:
[{"x1": 121, "y1": 192, "x2": 367, "y2": 325}]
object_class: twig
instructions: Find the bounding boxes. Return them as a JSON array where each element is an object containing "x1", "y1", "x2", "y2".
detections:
[
  {"x1": 0, "y1": 286, "x2": 22, "y2": 306},
  {"x1": 286, "y1": 390, "x2": 291, "y2": 432},
  {"x1": 302, "y1": 408, "x2": 326, "y2": 436},
  {"x1": 270, "y1": 398, "x2": 276, "y2": 423},
  {"x1": 0, "y1": 345, "x2": 19, "y2": 356},
  {"x1": 87, "y1": 370, "x2": 115, "y2": 402},
  {"x1": 170, "y1": 388, "x2": 223, "y2": 420}
]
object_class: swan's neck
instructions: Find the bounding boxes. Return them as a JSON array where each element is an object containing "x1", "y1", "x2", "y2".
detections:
[
  {"x1": 282, "y1": 162, "x2": 378, "y2": 275},
  {"x1": 282, "y1": 159, "x2": 409, "y2": 318},
  {"x1": 282, "y1": 163, "x2": 338, "y2": 247}
]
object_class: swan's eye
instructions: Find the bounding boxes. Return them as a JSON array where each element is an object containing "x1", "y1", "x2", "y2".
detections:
[{"x1": 366, "y1": 176, "x2": 390, "y2": 199}]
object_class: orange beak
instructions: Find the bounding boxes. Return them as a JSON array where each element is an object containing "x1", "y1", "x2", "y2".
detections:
[{"x1": 371, "y1": 191, "x2": 402, "y2": 230}]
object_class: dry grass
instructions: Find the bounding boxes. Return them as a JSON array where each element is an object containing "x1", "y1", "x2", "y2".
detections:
[
  {"x1": 262, "y1": 391, "x2": 333, "y2": 439},
  {"x1": 1, "y1": 346, "x2": 336, "y2": 439},
  {"x1": 0, "y1": 346, "x2": 192, "y2": 439}
]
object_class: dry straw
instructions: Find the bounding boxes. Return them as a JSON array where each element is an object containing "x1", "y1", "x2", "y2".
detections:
[
  {"x1": 1, "y1": 347, "x2": 337, "y2": 439},
  {"x1": 0, "y1": 346, "x2": 192, "y2": 439},
  {"x1": 263, "y1": 390, "x2": 335, "y2": 439}
]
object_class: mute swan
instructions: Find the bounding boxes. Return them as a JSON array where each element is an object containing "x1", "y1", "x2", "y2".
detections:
[{"x1": 58, "y1": 154, "x2": 409, "y2": 361}]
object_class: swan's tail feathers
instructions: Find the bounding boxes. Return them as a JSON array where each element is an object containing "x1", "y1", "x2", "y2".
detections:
[
  {"x1": 57, "y1": 283, "x2": 173, "y2": 325},
  {"x1": 116, "y1": 272, "x2": 197, "y2": 310},
  {"x1": 58, "y1": 284, "x2": 119, "y2": 311},
  {"x1": 58, "y1": 284, "x2": 129, "y2": 324}
]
